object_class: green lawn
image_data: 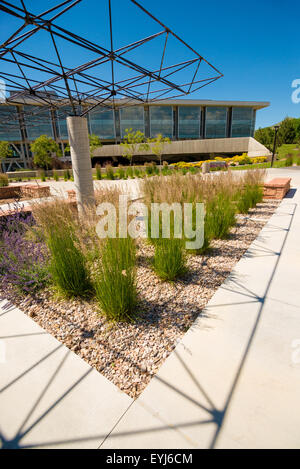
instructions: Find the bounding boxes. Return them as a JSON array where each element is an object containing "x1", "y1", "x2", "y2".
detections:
[{"x1": 277, "y1": 144, "x2": 300, "y2": 159}]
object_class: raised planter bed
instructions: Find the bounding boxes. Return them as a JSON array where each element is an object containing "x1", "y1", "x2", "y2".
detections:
[
  {"x1": 0, "y1": 185, "x2": 22, "y2": 199},
  {"x1": 263, "y1": 178, "x2": 291, "y2": 200},
  {"x1": 21, "y1": 185, "x2": 51, "y2": 199},
  {"x1": 66, "y1": 189, "x2": 78, "y2": 209}
]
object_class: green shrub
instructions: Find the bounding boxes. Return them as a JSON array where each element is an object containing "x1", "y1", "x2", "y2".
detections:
[
  {"x1": 188, "y1": 166, "x2": 197, "y2": 174},
  {"x1": 95, "y1": 164, "x2": 102, "y2": 180},
  {"x1": 153, "y1": 238, "x2": 187, "y2": 281},
  {"x1": 285, "y1": 155, "x2": 293, "y2": 167},
  {"x1": 46, "y1": 222, "x2": 91, "y2": 297},
  {"x1": 161, "y1": 166, "x2": 171, "y2": 176},
  {"x1": 53, "y1": 170, "x2": 59, "y2": 181},
  {"x1": 134, "y1": 167, "x2": 141, "y2": 178},
  {"x1": 0, "y1": 173, "x2": 9, "y2": 187},
  {"x1": 106, "y1": 164, "x2": 114, "y2": 180},
  {"x1": 145, "y1": 163, "x2": 154, "y2": 176},
  {"x1": 94, "y1": 237, "x2": 137, "y2": 321},
  {"x1": 118, "y1": 166, "x2": 125, "y2": 179},
  {"x1": 294, "y1": 154, "x2": 300, "y2": 166},
  {"x1": 126, "y1": 166, "x2": 134, "y2": 179}
]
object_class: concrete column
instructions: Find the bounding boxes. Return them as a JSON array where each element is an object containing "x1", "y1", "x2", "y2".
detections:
[{"x1": 67, "y1": 116, "x2": 95, "y2": 211}]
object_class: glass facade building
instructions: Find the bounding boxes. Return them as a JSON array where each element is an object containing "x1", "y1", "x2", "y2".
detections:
[
  {"x1": 23, "y1": 105, "x2": 54, "y2": 140},
  {"x1": 0, "y1": 105, "x2": 22, "y2": 141},
  {"x1": 178, "y1": 106, "x2": 201, "y2": 139},
  {"x1": 205, "y1": 107, "x2": 228, "y2": 139},
  {"x1": 150, "y1": 106, "x2": 173, "y2": 138},
  {"x1": 231, "y1": 107, "x2": 255, "y2": 138},
  {"x1": 0, "y1": 99, "x2": 267, "y2": 169},
  {"x1": 89, "y1": 107, "x2": 115, "y2": 139},
  {"x1": 119, "y1": 106, "x2": 144, "y2": 138}
]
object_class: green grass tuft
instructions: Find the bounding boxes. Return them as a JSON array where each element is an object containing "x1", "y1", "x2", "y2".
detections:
[{"x1": 94, "y1": 237, "x2": 137, "y2": 322}]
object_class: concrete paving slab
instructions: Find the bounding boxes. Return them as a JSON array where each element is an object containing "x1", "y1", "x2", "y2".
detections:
[{"x1": 0, "y1": 301, "x2": 132, "y2": 449}]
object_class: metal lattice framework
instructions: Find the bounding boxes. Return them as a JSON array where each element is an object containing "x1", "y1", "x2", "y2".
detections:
[{"x1": 0, "y1": 0, "x2": 223, "y2": 124}]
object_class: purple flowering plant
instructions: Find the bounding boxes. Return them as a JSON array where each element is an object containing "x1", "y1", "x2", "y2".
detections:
[{"x1": 0, "y1": 208, "x2": 50, "y2": 295}]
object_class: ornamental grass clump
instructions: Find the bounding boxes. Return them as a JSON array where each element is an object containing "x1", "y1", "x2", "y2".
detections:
[
  {"x1": 53, "y1": 170, "x2": 59, "y2": 181},
  {"x1": 235, "y1": 170, "x2": 264, "y2": 214},
  {"x1": 63, "y1": 169, "x2": 71, "y2": 181},
  {"x1": 134, "y1": 167, "x2": 141, "y2": 178},
  {"x1": 126, "y1": 166, "x2": 134, "y2": 179},
  {"x1": 46, "y1": 223, "x2": 91, "y2": 297},
  {"x1": 95, "y1": 163, "x2": 102, "y2": 180},
  {"x1": 118, "y1": 165, "x2": 125, "y2": 179},
  {"x1": 153, "y1": 237, "x2": 186, "y2": 281},
  {"x1": 39, "y1": 169, "x2": 46, "y2": 182},
  {"x1": 205, "y1": 191, "x2": 236, "y2": 239},
  {"x1": 94, "y1": 237, "x2": 137, "y2": 322},
  {"x1": 32, "y1": 200, "x2": 91, "y2": 297},
  {"x1": 0, "y1": 173, "x2": 9, "y2": 187},
  {"x1": 105, "y1": 164, "x2": 114, "y2": 180}
]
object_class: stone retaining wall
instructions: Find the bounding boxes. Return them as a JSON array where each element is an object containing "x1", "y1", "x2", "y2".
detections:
[{"x1": 0, "y1": 185, "x2": 22, "y2": 199}]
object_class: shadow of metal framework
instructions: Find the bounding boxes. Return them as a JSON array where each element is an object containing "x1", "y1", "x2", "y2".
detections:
[
  {"x1": 0, "y1": 0, "x2": 223, "y2": 126},
  {"x1": 0, "y1": 203, "x2": 297, "y2": 449}
]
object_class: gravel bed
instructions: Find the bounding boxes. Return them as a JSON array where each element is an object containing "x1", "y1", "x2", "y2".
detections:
[{"x1": 1, "y1": 200, "x2": 280, "y2": 398}]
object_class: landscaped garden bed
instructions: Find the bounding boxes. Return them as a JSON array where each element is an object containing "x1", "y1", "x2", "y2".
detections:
[{"x1": 0, "y1": 170, "x2": 280, "y2": 398}]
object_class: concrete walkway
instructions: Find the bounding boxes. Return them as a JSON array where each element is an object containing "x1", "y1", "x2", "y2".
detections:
[
  {"x1": 0, "y1": 301, "x2": 132, "y2": 449},
  {"x1": 1, "y1": 168, "x2": 300, "y2": 449},
  {"x1": 0, "y1": 179, "x2": 142, "y2": 214}
]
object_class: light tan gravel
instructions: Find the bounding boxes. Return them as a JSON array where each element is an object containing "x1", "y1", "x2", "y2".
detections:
[{"x1": 1, "y1": 200, "x2": 280, "y2": 399}]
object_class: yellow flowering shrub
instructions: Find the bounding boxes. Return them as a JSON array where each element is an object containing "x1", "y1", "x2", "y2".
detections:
[
  {"x1": 170, "y1": 153, "x2": 267, "y2": 169},
  {"x1": 253, "y1": 156, "x2": 267, "y2": 163}
]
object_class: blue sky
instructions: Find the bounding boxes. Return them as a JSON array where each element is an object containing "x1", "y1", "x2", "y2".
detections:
[{"x1": 1, "y1": 0, "x2": 299, "y2": 128}]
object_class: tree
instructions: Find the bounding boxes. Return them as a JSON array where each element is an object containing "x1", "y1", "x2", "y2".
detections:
[
  {"x1": 65, "y1": 133, "x2": 102, "y2": 158},
  {"x1": 278, "y1": 117, "x2": 297, "y2": 145},
  {"x1": 294, "y1": 119, "x2": 300, "y2": 143},
  {"x1": 147, "y1": 134, "x2": 171, "y2": 171},
  {"x1": 0, "y1": 141, "x2": 13, "y2": 172},
  {"x1": 30, "y1": 135, "x2": 61, "y2": 169},
  {"x1": 89, "y1": 134, "x2": 102, "y2": 157},
  {"x1": 254, "y1": 127, "x2": 274, "y2": 151},
  {"x1": 120, "y1": 128, "x2": 147, "y2": 166}
]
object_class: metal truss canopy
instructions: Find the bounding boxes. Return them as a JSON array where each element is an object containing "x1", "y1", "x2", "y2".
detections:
[{"x1": 0, "y1": 0, "x2": 223, "y2": 121}]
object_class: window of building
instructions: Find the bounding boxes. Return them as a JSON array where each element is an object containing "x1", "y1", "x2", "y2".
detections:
[
  {"x1": 178, "y1": 106, "x2": 201, "y2": 139},
  {"x1": 150, "y1": 106, "x2": 173, "y2": 138},
  {"x1": 119, "y1": 106, "x2": 145, "y2": 138},
  {"x1": 56, "y1": 106, "x2": 81, "y2": 140},
  {"x1": 205, "y1": 107, "x2": 228, "y2": 139},
  {"x1": 88, "y1": 107, "x2": 115, "y2": 139},
  {"x1": 23, "y1": 105, "x2": 54, "y2": 140},
  {"x1": 0, "y1": 105, "x2": 21, "y2": 141},
  {"x1": 231, "y1": 107, "x2": 255, "y2": 138}
]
